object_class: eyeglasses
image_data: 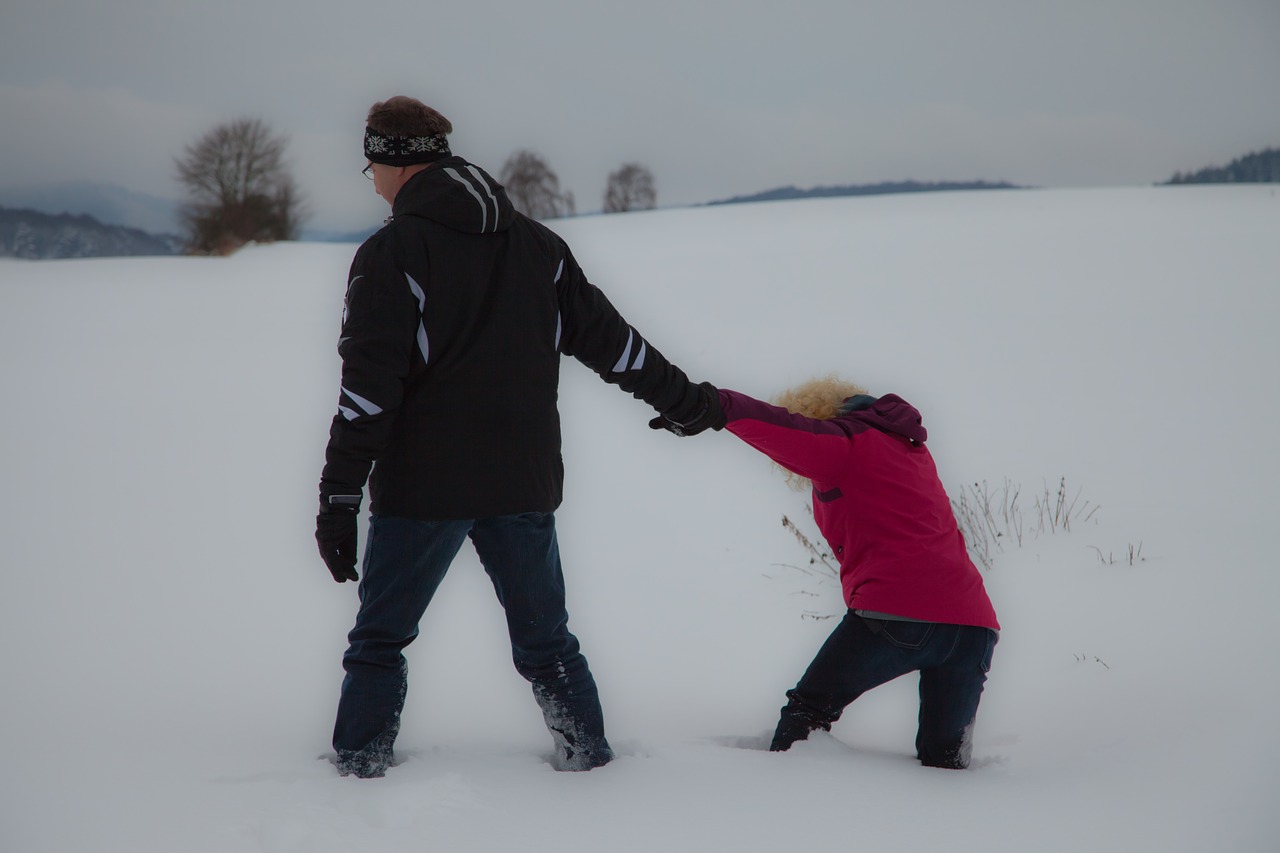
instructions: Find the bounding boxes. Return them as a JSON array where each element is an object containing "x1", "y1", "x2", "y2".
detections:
[{"x1": 362, "y1": 163, "x2": 374, "y2": 180}]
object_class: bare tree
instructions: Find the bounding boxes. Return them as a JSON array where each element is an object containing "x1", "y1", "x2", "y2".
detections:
[
  {"x1": 499, "y1": 149, "x2": 575, "y2": 220},
  {"x1": 603, "y1": 163, "x2": 656, "y2": 213},
  {"x1": 175, "y1": 118, "x2": 308, "y2": 254}
]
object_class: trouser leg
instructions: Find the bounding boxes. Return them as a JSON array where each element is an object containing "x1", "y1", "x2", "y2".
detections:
[
  {"x1": 771, "y1": 611, "x2": 918, "y2": 751},
  {"x1": 470, "y1": 512, "x2": 612, "y2": 771},
  {"x1": 332, "y1": 515, "x2": 470, "y2": 777},
  {"x1": 915, "y1": 626, "x2": 997, "y2": 769}
]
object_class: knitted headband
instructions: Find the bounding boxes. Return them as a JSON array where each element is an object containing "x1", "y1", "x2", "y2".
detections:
[{"x1": 363, "y1": 127, "x2": 451, "y2": 165}]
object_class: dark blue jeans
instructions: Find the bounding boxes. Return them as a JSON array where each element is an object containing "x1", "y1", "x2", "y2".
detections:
[
  {"x1": 333, "y1": 512, "x2": 611, "y2": 777},
  {"x1": 771, "y1": 611, "x2": 997, "y2": 769}
]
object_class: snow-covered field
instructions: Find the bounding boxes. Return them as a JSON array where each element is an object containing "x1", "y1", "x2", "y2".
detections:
[{"x1": 2, "y1": 185, "x2": 1277, "y2": 851}]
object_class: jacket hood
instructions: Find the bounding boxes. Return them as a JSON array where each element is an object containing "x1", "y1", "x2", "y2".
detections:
[
  {"x1": 392, "y1": 157, "x2": 517, "y2": 235},
  {"x1": 840, "y1": 393, "x2": 928, "y2": 445}
]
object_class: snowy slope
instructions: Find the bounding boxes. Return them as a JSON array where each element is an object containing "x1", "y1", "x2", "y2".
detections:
[{"x1": 2, "y1": 185, "x2": 1277, "y2": 852}]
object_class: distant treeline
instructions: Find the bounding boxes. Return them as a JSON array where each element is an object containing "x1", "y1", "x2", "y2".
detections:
[
  {"x1": 706, "y1": 179, "x2": 1022, "y2": 206},
  {"x1": 1164, "y1": 147, "x2": 1279, "y2": 185}
]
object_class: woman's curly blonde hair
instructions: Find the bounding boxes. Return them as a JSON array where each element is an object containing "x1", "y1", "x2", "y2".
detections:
[
  {"x1": 773, "y1": 373, "x2": 868, "y2": 419},
  {"x1": 771, "y1": 374, "x2": 868, "y2": 491}
]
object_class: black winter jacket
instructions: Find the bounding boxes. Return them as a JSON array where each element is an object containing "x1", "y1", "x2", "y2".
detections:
[{"x1": 319, "y1": 157, "x2": 700, "y2": 519}]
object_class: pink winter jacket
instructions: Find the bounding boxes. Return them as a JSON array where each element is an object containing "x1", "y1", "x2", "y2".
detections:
[{"x1": 720, "y1": 389, "x2": 999, "y2": 631}]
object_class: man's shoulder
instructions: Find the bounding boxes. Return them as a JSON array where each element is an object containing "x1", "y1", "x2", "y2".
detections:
[
  {"x1": 354, "y1": 220, "x2": 395, "y2": 255},
  {"x1": 507, "y1": 210, "x2": 564, "y2": 245},
  {"x1": 482, "y1": 212, "x2": 569, "y2": 275},
  {"x1": 353, "y1": 216, "x2": 432, "y2": 267}
]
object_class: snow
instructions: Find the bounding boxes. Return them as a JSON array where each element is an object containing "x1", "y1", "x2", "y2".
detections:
[{"x1": 2, "y1": 185, "x2": 1278, "y2": 851}]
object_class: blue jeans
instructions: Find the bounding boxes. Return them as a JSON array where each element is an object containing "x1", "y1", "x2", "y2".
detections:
[
  {"x1": 771, "y1": 611, "x2": 997, "y2": 769},
  {"x1": 332, "y1": 512, "x2": 612, "y2": 777}
]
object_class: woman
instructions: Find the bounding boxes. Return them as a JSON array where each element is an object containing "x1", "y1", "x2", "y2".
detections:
[{"x1": 654, "y1": 375, "x2": 999, "y2": 769}]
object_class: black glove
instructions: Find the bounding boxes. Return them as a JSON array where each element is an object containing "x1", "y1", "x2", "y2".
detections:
[
  {"x1": 648, "y1": 381, "x2": 726, "y2": 437},
  {"x1": 316, "y1": 484, "x2": 362, "y2": 583}
]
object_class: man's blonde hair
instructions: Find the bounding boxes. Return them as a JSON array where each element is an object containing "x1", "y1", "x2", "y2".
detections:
[{"x1": 771, "y1": 374, "x2": 868, "y2": 491}]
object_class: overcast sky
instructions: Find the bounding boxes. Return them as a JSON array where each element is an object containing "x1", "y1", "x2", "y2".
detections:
[{"x1": 2, "y1": 0, "x2": 1278, "y2": 231}]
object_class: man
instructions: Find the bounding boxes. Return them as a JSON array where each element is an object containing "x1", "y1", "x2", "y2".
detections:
[{"x1": 315, "y1": 96, "x2": 719, "y2": 779}]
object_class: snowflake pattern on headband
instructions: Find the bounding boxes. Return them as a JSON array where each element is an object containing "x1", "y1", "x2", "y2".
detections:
[
  {"x1": 406, "y1": 136, "x2": 450, "y2": 154},
  {"x1": 365, "y1": 128, "x2": 450, "y2": 160}
]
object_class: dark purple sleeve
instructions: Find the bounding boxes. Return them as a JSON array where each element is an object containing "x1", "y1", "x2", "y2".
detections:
[{"x1": 718, "y1": 389, "x2": 850, "y2": 483}]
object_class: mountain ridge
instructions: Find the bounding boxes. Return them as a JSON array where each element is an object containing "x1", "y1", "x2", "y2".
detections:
[{"x1": 0, "y1": 205, "x2": 182, "y2": 260}]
